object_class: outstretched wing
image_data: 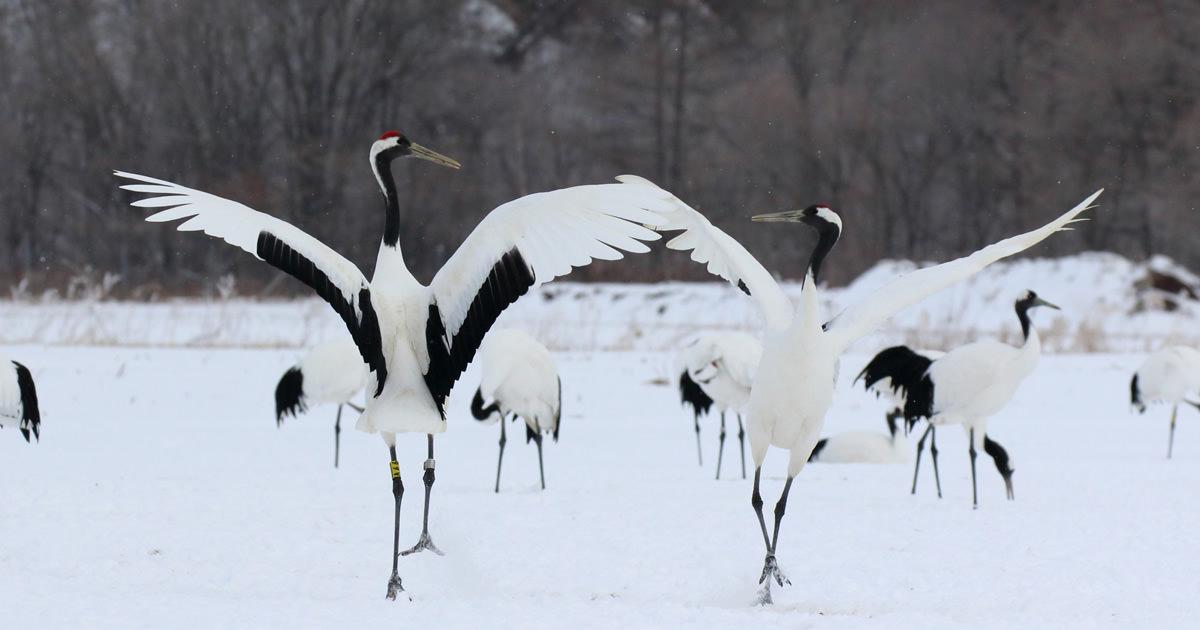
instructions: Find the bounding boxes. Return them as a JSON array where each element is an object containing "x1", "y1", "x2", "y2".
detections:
[
  {"x1": 116, "y1": 171, "x2": 388, "y2": 394},
  {"x1": 620, "y1": 176, "x2": 793, "y2": 332},
  {"x1": 423, "y1": 178, "x2": 672, "y2": 415},
  {"x1": 824, "y1": 189, "x2": 1103, "y2": 350}
]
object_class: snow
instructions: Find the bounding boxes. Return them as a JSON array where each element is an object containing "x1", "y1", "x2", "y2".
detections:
[
  {"x1": 3, "y1": 345, "x2": 1199, "y2": 628},
  {"x1": 2, "y1": 252, "x2": 1196, "y2": 353}
]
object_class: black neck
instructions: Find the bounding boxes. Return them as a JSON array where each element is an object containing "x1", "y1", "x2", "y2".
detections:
[
  {"x1": 1015, "y1": 302, "x2": 1033, "y2": 340},
  {"x1": 807, "y1": 225, "x2": 839, "y2": 283},
  {"x1": 375, "y1": 152, "x2": 401, "y2": 248}
]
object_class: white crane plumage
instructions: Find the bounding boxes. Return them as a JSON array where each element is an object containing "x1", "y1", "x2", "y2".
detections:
[
  {"x1": 676, "y1": 331, "x2": 761, "y2": 479},
  {"x1": 1130, "y1": 346, "x2": 1200, "y2": 458},
  {"x1": 895, "y1": 291, "x2": 1058, "y2": 507},
  {"x1": 470, "y1": 329, "x2": 562, "y2": 492},
  {"x1": 634, "y1": 174, "x2": 1100, "y2": 603},
  {"x1": 0, "y1": 354, "x2": 41, "y2": 444},
  {"x1": 275, "y1": 340, "x2": 369, "y2": 468},
  {"x1": 117, "y1": 131, "x2": 674, "y2": 600}
]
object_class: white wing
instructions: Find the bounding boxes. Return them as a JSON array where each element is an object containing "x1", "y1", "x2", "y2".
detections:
[
  {"x1": 715, "y1": 331, "x2": 762, "y2": 389},
  {"x1": 619, "y1": 176, "x2": 794, "y2": 332},
  {"x1": 115, "y1": 171, "x2": 388, "y2": 392},
  {"x1": 824, "y1": 189, "x2": 1103, "y2": 350},
  {"x1": 422, "y1": 177, "x2": 671, "y2": 412}
]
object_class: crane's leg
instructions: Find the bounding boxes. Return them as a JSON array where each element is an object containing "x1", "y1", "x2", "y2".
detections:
[
  {"x1": 534, "y1": 431, "x2": 546, "y2": 490},
  {"x1": 694, "y1": 413, "x2": 703, "y2": 466},
  {"x1": 385, "y1": 444, "x2": 406, "y2": 600},
  {"x1": 402, "y1": 435, "x2": 444, "y2": 556},
  {"x1": 716, "y1": 411, "x2": 727, "y2": 480},
  {"x1": 911, "y1": 424, "x2": 932, "y2": 495},
  {"x1": 334, "y1": 405, "x2": 343, "y2": 469},
  {"x1": 1168, "y1": 404, "x2": 1178, "y2": 460},
  {"x1": 495, "y1": 415, "x2": 508, "y2": 493},
  {"x1": 929, "y1": 426, "x2": 943, "y2": 499},
  {"x1": 969, "y1": 428, "x2": 979, "y2": 509},
  {"x1": 755, "y1": 475, "x2": 794, "y2": 605},
  {"x1": 737, "y1": 414, "x2": 747, "y2": 480}
]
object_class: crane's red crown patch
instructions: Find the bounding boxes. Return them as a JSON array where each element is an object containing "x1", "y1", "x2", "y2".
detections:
[{"x1": 379, "y1": 130, "x2": 402, "y2": 140}]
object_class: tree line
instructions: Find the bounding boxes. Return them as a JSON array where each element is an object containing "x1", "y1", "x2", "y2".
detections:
[{"x1": 0, "y1": 0, "x2": 1196, "y2": 297}]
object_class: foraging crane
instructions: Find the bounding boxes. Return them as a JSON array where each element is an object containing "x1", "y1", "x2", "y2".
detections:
[
  {"x1": 858, "y1": 342, "x2": 1021, "y2": 505},
  {"x1": 1130, "y1": 346, "x2": 1200, "y2": 458},
  {"x1": 469, "y1": 329, "x2": 562, "y2": 492},
  {"x1": 635, "y1": 174, "x2": 1099, "y2": 604},
  {"x1": 676, "y1": 331, "x2": 761, "y2": 479},
  {"x1": 275, "y1": 340, "x2": 369, "y2": 468},
  {"x1": 0, "y1": 355, "x2": 40, "y2": 444},
  {"x1": 807, "y1": 431, "x2": 906, "y2": 464},
  {"x1": 117, "y1": 131, "x2": 673, "y2": 600}
]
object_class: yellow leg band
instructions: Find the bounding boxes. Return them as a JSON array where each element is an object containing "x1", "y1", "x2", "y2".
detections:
[{"x1": 390, "y1": 461, "x2": 400, "y2": 479}]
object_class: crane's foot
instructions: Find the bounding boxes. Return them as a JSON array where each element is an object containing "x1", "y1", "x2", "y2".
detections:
[
  {"x1": 758, "y1": 554, "x2": 790, "y2": 588},
  {"x1": 755, "y1": 582, "x2": 774, "y2": 606},
  {"x1": 401, "y1": 532, "x2": 445, "y2": 557},
  {"x1": 385, "y1": 572, "x2": 405, "y2": 601}
]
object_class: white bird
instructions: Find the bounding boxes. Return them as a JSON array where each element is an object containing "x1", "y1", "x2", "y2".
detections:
[
  {"x1": 470, "y1": 329, "x2": 562, "y2": 492},
  {"x1": 117, "y1": 130, "x2": 674, "y2": 600},
  {"x1": 1130, "y1": 346, "x2": 1200, "y2": 458},
  {"x1": 857, "y1": 343, "x2": 1019, "y2": 504},
  {"x1": 275, "y1": 340, "x2": 369, "y2": 468},
  {"x1": 637, "y1": 175, "x2": 1100, "y2": 604},
  {"x1": 0, "y1": 354, "x2": 41, "y2": 444},
  {"x1": 807, "y1": 431, "x2": 907, "y2": 464},
  {"x1": 676, "y1": 331, "x2": 761, "y2": 479}
]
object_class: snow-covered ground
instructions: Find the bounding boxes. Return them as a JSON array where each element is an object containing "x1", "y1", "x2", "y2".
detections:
[{"x1": 3, "y1": 345, "x2": 1198, "y2": 628}]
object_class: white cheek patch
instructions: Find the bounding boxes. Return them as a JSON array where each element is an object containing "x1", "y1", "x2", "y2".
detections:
[{"x1": 815, "y1": 206, "x2": 842, "y2": 231}]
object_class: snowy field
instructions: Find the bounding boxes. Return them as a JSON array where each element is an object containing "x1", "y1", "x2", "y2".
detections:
[{"x1": 3, "y1": 345, "x2": 1198, "y2": 628}]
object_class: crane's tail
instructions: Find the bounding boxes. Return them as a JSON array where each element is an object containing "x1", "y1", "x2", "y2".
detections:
[{"x1": 275, "y1": 366, "x2": 307, "y2": 426}]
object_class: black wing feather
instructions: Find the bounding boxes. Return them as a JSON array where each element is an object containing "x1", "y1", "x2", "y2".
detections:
[
  {"x1": 257, "y1": 231, "x2": 388, "y2": 396},
  {"x1": 274, "y1": 366, "x2": 307, "y2": 426},
  {"x1": 424, "y1": 248, "x2": 536, "y2": 418}
]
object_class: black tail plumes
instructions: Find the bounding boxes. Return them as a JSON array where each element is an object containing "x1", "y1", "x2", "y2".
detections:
[
  {"x1": 679, "y1": 370, "x2": 714, "y2": 418},
  {"x1": 471, "y1": 387, "x2": 501, "y2": 422},
  {"x1": 552, "y1": 376, "x2": 562, "y2": 442},
  {"x1": 13, "y1": 361, "x2": 40, "y2": 442},
  {"x1": 1130, "y1": 374, "x2": 1145, "y2": 413},
  {"x1": 274, "y1": 366, "x2": 307, "y2": 426},
  {"x1": 856, "y1": 346, "x2": 934, "y2": 429}
]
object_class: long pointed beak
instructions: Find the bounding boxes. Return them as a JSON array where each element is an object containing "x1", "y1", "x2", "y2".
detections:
[
  {"x1": 751, "y1": 210, "x2": 804, "y2": 223},
  {"x1": 409, "y1": 143, "x2": 461, "y2": 170},
  {"x1": 1033, "y1": 297, "x2": 1061, "y2": 311}
]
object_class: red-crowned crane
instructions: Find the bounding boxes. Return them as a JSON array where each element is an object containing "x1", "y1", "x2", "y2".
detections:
[
  {"x1": 470, "y1": 329, "x2": 561, "y2": 492},
  {"x1": 1131, "y1": 346, "x2": 1200, "y2": 458},
  {"x1": 0, "y1": 355, "x2": 41, "y2": 445},
  {"x1": 676, "y1": 331, "x2": 761, "y2": 479},
  {"x1": 633, "y1": 175, "x2": 1099, "y2": 604},
  {"x1": 275, "y1": 340, "x2": 369, "y2": 468},
  {"x1": 117, "y1": 131, "x2": 673, "y2": 600}
]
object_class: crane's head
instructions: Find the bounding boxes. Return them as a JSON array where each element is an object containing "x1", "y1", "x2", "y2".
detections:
[
  {"x1": 370, "y1": 130, "x2": 461, "y2": 170},
  {"x1": 1016, "y1": 290, "x2": 1060, "y2": 312},
  {"x1": 751, "y1": 204, "x2": 841, "y2": 231},
  {"x1": 752, "y1": 205, "x2": 842, "y2": 282}
]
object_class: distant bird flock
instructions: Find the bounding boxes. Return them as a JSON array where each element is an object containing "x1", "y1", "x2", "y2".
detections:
[{"x1": 8, "y1": 129, "x2": 1197, "y2": 607}]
